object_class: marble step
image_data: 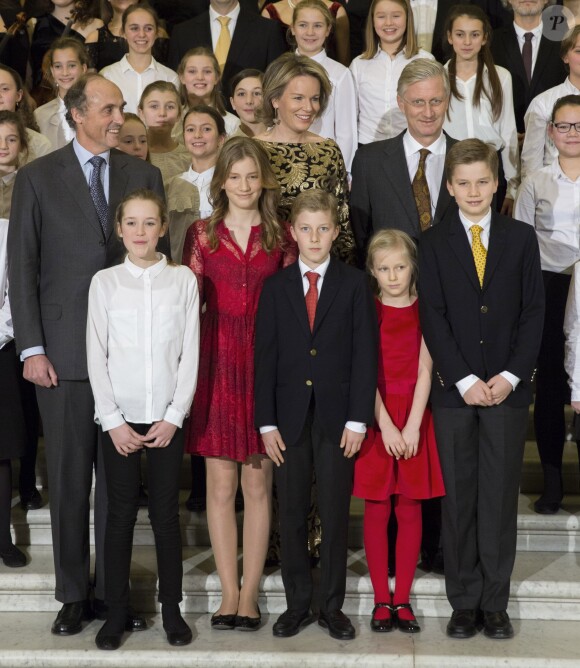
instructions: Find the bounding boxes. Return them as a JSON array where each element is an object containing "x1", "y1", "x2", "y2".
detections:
[
  {"x1": 0, "y1": 612, "x2": 576, "y2": 668},
  {"x1": 11, "y1": 493, "x2": 580, "y2": 553},
  {"x1": 1, "y1": 545, "x2": 579, "y2": 622}
]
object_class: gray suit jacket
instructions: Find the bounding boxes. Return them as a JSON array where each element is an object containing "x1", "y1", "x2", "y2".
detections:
[
  {"x1": 350, "y1": 130, "x2": 457, "y2": 266},
  {"x1": 8, "y1": 143, "x2": 165, "y2": 380}
]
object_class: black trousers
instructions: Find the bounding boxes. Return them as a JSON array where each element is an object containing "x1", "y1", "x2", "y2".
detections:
[
  {"x1": 100, "y1": 424, "x2": 184, "y2": 612},
  {"x1": 534, "y1": 271, "x2": 572, "y2": 502},
  {"x1": 433, "y1": 404, "x2": 528, "y2": 612},
  {"x1": 274, "y1": 404, "x2": 354, "y2": 614}
]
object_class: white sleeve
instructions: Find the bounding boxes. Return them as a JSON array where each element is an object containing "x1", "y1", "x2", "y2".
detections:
[
  {"x1": 498, "y1": 69, "x2": 520, "y2": 199},
  {"x1": 521, "y1": 95, "x2": 549, "y2": 180},
  {"x1": 333, "y1": 68, "x2": 358, "y2": 174},
  {"x1": 564, "y1": 263, "x2": 580, "y2": 401},
  {"x1": 513, "y1": 176, "x2": 537, "y2": 227}
]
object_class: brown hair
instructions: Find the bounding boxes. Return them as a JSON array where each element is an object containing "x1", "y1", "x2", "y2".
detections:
[
  {"x1": 289, "y1": 189, "x2": 338, "y2": 227},
  {"x1": 445, "y1": 138, "x2": 499, "y2": 181},
  {"x1": 119, "y1": 112, "x2": 150, "y2": 162},
  {"x1": 138, "y1": 80, "x2": 181, "y2": 115},
  {"x1": 289, "y1": 0, "x2": 334, "y2": 50},
  {"x1": 206, "y1": 137, "x2": 283, "y2": 253},
  {"x1": 551, "y1": 94, "x2": 580, "y2": 122},
  {"x1": 366, "y1": 228, "x2": 418, "y2": 296},
  {"x1": 177, "y1": 47, "x2": 227, "y2": 116},
  {"x1": 0, "y1": 110, "x2": 29, "y2": 167},
  {"x1": 561, "y1": 24, "x2": 580, "y2": 72},
  {"x1": 362, "y1": 0, "x2": 419, "y2": 60},
  {"x1": 445, "y1": 4, "x2": 503, "y2": 122},
  {"x1": 183, "y1": 104, "x2": 227, "y2": 136},
  {"x1": 121, "y1": 2, "x2": 159, "y2": 31},
  {"x1": 259, "y1": 53, "x2": 332, "y2": 127},
  {"x1": 0, "y1": 65, "x2": 39, "y2": 132},
  {"x1": 42, "y1": 37, "x2": 89, "y2": 93}
]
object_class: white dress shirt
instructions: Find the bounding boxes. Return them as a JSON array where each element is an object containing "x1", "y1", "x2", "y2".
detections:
[
  {"x1": 403, "y1": 130, "x2": 446, "y2": 217},
  {"x1": 513, "y1": 21, "x2": 543, "y2": 75},
  {"x1": 180, "y1": 166, "x2": 215, "y2": 219},
  {"x1": 349, "y1": 47, "x2": 435, "y2": 144},
  {"x1": 515, "y1": 158, "x2": 580, "y2": 274},
  {"x1": 34, "y1": 96, "x2": 75, "y2": 152},
  {"x1": 564, "y1": 261, "x2": 580, "y2": 400},
  {"x1": 443, "y1": 63, "x2": 520, "y2": 199},
  {"x1": 410, "y1": 0, "x2": 438, "y2": 54},
  {"x1": 100, "y1": 55, "x2": 180, "y2": 114},
  {"x1": 521, "y1": 77, "x2": 580, "y2": 180},
  {"x1": 0, "y1": 217, "x2": 12, "y2": 350},
  {"x1": 209, "y1": 3, "x2": 240, "y2": 50},
  {"x1": 260, "y1": 256, "x2": 366, "y2": 435},
  {"x1": 454, "y1": 208, "x2": 520, "y2": 396},
  {"x1": 306, "y1": 50, "x2": 358, "y2": 174},
  {"x1": 87, "y1": 254, "x2": 200, "y2": 430}
]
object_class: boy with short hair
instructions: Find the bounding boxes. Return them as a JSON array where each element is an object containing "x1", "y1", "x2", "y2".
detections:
[
  {"x1": 418, "y1": 139, "x2": 544, "y2": 640},
  {"x1": 254, "y1": 189, "x2": 377, "y2": 640}
]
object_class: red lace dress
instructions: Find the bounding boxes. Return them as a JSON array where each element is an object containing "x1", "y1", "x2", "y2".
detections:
[
  {"x1": 182, "y1": 219, "x2": 297, "y2": 461},
  {"x1": 353, "y1": 299, "x2": 445, "y2": 500}
]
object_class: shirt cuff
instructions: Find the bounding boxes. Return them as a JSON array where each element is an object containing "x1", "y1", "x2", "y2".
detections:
[
  {"x1": 455, "y1": 374, "x2": 479, "y2": 397},
  {"x1": 259, "y1": 425, "x2": 277, "y2": 434},
  {"x1": 345, "y1": 421, "x2": 366, "y2": 433},
  {"x1": 98, "y1": 410, "x2": 126, "y2": 432},
  {"x1": 500, "y1": 370, "x2": 520, "y2": 391},
  {"x1": 20, "y1": 346, "x2": 46, "y2": 361},
  {"x1": 163, "y1": 406, "x2": 186, "y2": 428}
]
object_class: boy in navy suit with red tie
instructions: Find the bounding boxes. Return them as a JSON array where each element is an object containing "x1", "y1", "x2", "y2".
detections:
[
  {"x1": 254, "y1": 190, "x2": 377, "y2": 640},
  {"x1": 418, "y1": 139, "x2": 544, "y2": 640}
]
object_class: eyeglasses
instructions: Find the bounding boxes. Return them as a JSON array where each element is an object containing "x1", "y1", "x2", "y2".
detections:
[
  {"x1": 551, "y1": 122, "x2": 580, "y2": 133},
  {"x1": 401, "y1": 97, "x2": 446, "y2": 109}
]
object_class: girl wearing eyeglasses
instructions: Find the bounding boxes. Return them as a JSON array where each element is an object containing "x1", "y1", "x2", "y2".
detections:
[
  {"x1": 443, "y1": 4, "x2": 518, "y2": 217},
  {"x1": 349, "y1": 0, "x2": 433, "y2": 146}
]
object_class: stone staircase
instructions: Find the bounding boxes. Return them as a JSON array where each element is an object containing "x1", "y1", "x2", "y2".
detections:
[{"x1": 1, "y1": 431, "x2": 579, "y2": 667}]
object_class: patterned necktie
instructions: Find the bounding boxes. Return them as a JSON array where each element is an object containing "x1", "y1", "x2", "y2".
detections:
[
  {"x1": 89, "y1": 156, "x2": 109, "y2": 235},
  {"x1": 412, "y1": 148, "x2": 432, "y2": 231},
  {"x1": 470, "y1": 224, "x2": 487, "y2": 287},
  {"x1": 523, "y1": 32, "x2": 533, "y2": 84},
  {"x1": 215, "y1": 16, "x2": 231, "y2": 72},
  {"x1": 305, "y1": 271, "x2": 319, "y2": 331}
]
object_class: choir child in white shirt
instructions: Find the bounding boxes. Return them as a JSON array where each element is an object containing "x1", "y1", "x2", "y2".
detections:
[
  {"x1": 521, "y1": 25, "x2": 580, "y2": 180},
  {"x1": 349, "y1": 0, "x2": 433, "y2": 145},
  {"x1": 290, "y1": 0, "x2": 357, "y2": 175},
  {"x1": 443, "y1": 4, "x2": 518, "y2": 216},
  {"x1": 100, "y1": 4, "x2": 179, "y2": 114},
  {"x1": 87, "y1": 189, "x2": 200, "y2": 651},
  {"x1": 34, "y1": 38, "x2": 88, "y2": 152},
  {"x1": 515, "y1": 94, "x2": 580, "y2": 516}
]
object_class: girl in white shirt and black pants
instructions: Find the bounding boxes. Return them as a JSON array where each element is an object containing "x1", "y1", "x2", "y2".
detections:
[{"x1": 87, "y1": 189, "x2": 200, "y2": 651}]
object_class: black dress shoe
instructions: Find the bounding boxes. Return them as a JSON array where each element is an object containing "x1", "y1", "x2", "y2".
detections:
[
  {"x1": 93, "y1": 599, "x2": 147, "y2": 631},
  {"x1": 446, "y1": 609, "x2": 479, "y2": 639},
  {"x1": 0, "y1": 544, "x2": 27, "y2": 567},
  {"x1": 210, "y1": 612, "x2": 236, "y2": 630},
  {"x1": 19, "y1": 488, "x2": 43, "y2": 511},
  {"x1": 318, "y1": 609, "x2": 355, "y2": 640},
  {"x1": 393, "y1": 603, "x2": 421, "y2": 633},
  {"x1": 95, "y1": 621, "x2": 124, "y2": 650},
  {"x1": 235, "y1": 605, "x2": 261, "y2": 631},
  {"x1": 370, "y1": 603, "x2": 394, "y2": 632},
  {"x1": 533, "y1": 498, "x2": 561, "y2": 515},
  {"x1": 164, "y1": 616, "x2": 193, "y2": 646},
  {"x1": 483, "y1": 610, "x2": 514, "y2": 639},
  {"x1": 273, "y1": 609, "x2": 314, "y2": 637},
  {"x1": 51, "y1": 601, "x2": 94, "y2": 636}
]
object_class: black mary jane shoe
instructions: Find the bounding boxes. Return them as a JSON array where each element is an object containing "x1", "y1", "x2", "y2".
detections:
[
  {"x1": 211, "y1": 612, "x2": 237, "y2": 630},
  {"x1": 370, "y1": 603, "x2": 395, "y2": 632},
  {"x1": 393, "y1": 603, "x2": 421, "y2": 633},
  {"x1": 235, "y1": 606, "x2": 261, "y2": 631}
]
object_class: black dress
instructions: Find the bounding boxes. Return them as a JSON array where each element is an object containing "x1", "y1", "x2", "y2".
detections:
[
  {"x1": 86, "y1": 24, "x2": 170, "y2": 70},
  {"x1": 0, "y1": 3, "x2": 30, "y2": 80},
  {"x1": 0, "y1": 342, "x2": 26, "y2": 459}
]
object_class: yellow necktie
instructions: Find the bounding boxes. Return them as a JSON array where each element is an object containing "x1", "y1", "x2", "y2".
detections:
[
  {"x1": 215, "y1": 16, "x2": 231, "y2": 72},
  {"x1": 470, "y1": 224, "x2": 487, "y2": 287}
]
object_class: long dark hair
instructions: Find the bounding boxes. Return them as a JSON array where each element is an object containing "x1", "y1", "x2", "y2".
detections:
[{"x1": 445, "y1": 4, "x2": 503, "y2": 122}]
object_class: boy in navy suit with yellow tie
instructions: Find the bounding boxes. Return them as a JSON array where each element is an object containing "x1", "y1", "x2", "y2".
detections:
[
  {"x1": 254, "y1": 190, "x2": 377, "y2": 640},
  {"x1": 419, "y1": 139, "x2": 544, "y2": 640}
]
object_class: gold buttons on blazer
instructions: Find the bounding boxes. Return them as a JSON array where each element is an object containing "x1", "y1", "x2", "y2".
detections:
[
  {"x1": 306, "y1": 380, "x2": 313, "y2": 386},
  {"x1": 480, "y1": 305, "x2": 488, "y2": 314},
  {"x1": 310, "y1": 349, "x2": 317, "y2": 356}
]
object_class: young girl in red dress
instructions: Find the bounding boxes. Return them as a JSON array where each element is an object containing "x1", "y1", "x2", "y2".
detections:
[
  {"x1": 182, "y1": 136, "x2": 296, "y2": 631},
  {"x1": 354, "y1": 229, "x2": 445, "y2": 634}
]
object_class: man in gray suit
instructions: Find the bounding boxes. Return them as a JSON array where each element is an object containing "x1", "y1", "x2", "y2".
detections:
[
  {"x1": 8, "y1": 74, "x2": 165, "y2": 636},
  {"x1": 350, "y1": 59, "x2": 457, "y2": 266}
]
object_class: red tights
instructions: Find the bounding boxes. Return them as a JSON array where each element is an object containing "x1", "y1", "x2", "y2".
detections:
[{"x1": 363, "y1": 495, "x2": 422, "y2": 620}]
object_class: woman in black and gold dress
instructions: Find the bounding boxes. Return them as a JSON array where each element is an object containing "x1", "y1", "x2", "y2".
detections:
[{"x1": 255, "y1": 52, "x2": 355, "y2": 266}]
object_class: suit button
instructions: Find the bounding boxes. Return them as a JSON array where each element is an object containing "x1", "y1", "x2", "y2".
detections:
[
  {"x1": 310, "y1": 349, "x2": 317, "y2": 356},
  {"x1": 480, "y1": 305, "x2": 488, "y2": 313},
  {"x1": 306, "y1": 380, "x2": 312, "y2": 386}
]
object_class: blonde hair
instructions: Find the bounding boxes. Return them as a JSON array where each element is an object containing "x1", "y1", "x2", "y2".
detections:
[
  {"x1": 290, "y1": 0, "x2": 335, "y2": 49},
  {"x1": 206, "y1": 137, "x2": 283, "y2": 253},
  {"x1": 138, "y1": 80, "x2": 181, "y2": 112},
  {"x1": 366, "y1": 229, "x2": 418, "y2": 296},
  {"x1": 177, "y1": 47, "x2": 227, "y2": 116},
  {"x1": 362, "y1": 0, "x2": 419, "y2": 60},
  {"x1": 290, "y1": 189, "x2": 338, "y2": 227},
  {"x1": 259, "y1": 53, "x2": 332, "y2": 127}
]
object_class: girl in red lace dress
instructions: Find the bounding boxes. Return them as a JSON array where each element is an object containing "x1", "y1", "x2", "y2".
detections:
[
  {"x1": 182, "y1": 136, "x2": 296, "y2": 631},
  {"x1": 353, "y1": 229, "x2": 445, "y2": 634}
]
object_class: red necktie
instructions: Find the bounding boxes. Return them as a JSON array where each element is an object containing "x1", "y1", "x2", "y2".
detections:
[
  {"x1": 305, "y1": 271, "x2": 319, "y2": 331},
  {"x1": 523, "y1": 32, "x2": 533, "y2": 84}
]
